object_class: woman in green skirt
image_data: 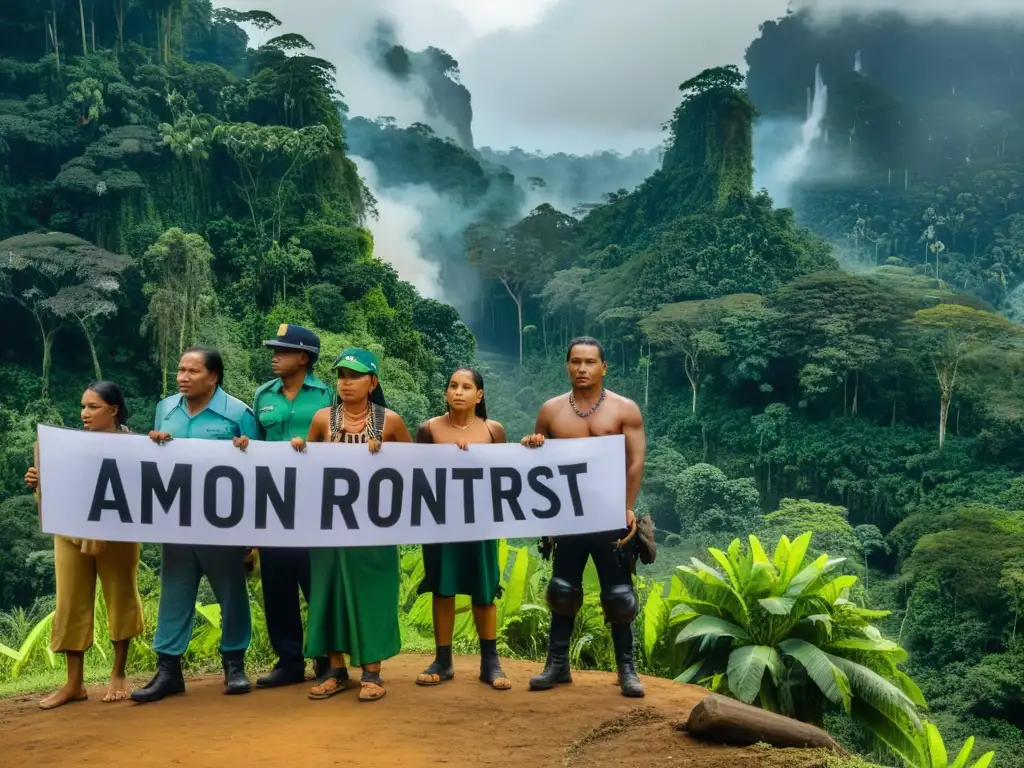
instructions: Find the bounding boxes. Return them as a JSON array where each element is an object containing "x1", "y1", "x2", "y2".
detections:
[
  {"x1": 294, "y1": 348, "x2": 412, "y2": 702},
  {"x1": 414, "y1": 368, "x2": 511, "y2": 690}
]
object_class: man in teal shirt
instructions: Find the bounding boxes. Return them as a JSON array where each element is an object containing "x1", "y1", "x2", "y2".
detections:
[
  {"x1": 131, "y1": 346, "x2": 261, "y2": 704},
  {"x1": 247, "y1": 324, "x2": 333, "y2": 687}
]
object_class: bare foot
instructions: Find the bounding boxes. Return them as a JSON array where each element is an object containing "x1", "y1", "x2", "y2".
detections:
[
  {"x1": 39, "y1": 683, "x2": 88, "y2": 710},
  {"x1": 102, "y1": 676, "x2": 130, "y2": 702}
]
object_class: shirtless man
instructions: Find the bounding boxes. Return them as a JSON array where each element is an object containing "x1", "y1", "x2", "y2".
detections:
[{"x1": 521, "y1": 336, "x2": 646, "y2": 698}]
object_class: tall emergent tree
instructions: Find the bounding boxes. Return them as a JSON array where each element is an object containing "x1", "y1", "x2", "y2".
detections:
[
  {"x1": 139, "y1": 228, "x2": 215, "y2": 396},
  {"x1": 0, "y1": 232, "x2": 128, "y2": 392},
  {"x1": 909, "y1": 303, "x2": 1021, "y2": 449}
]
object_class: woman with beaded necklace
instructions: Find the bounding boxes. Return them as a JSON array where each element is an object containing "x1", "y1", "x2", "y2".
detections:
[
  {"x1": 414, "y1": 368, "x2": 511, "y2": 690},
  {"x1": 294, "y1": 348, "x2": 412, "y2": 702}
]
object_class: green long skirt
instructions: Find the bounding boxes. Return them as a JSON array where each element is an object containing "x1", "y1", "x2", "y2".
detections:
[
  {"x1": 305, "y1": 546, "x2": 402, "y2": 667},
  {"x1": 418, "y1": 540, "x2": 501, "y2": 606}
]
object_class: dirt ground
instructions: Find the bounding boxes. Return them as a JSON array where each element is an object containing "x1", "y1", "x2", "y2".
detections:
[{"x1": 0, "y1": 654, "x2": 844, "y2": 768}]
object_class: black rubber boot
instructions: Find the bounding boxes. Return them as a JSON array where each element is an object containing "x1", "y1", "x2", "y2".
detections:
[
  {"x1": 130, "y1": 653, "x2": 185, "y2": 703},
  {"x1": 529, "y1": 615, "x2": 573, "y2": 691},
  {"x1": 612, "y1": 624, "x2": 645, "y2": 698},
  {"x1": 222, "y1": 650, "x2": 252, "y2": 695},
  {"x1": 256, "y1": 661, "x2": 305, "y2": 688}
]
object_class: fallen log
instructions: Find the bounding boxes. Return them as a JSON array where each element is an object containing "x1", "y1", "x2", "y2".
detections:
[{"x1": 685, "y1": 693, "x2": 849, "y2": 756}]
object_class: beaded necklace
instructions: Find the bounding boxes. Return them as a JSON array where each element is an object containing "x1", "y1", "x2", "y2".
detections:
[{"x1": 569, "y1": 388, "x2": 606, "y2": 418}]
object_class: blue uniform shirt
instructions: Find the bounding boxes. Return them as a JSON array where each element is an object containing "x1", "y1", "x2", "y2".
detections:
[{"x1": 154, "y1": 387, "x2": 260, "y2": 441}]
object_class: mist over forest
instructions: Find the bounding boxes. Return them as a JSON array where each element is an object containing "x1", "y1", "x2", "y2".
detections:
[{"x1": 2, "y1": 2, "x2": 1024, "y2": 766}]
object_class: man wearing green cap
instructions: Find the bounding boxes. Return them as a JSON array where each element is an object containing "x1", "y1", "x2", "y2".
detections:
[
  {"x1": 292, "y1": 347, "x2": 412, "y2": 702},
  {"x1": 240, "y1": 324, "x2": 333, "y2": 687}
]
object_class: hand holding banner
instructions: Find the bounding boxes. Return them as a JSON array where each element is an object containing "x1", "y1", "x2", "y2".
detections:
[{"x1": 36, "y1": 424, "x2": 627, "y2": 547}]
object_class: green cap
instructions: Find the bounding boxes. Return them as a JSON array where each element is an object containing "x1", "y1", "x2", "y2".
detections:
[{"x1": 332, "y1": 348, "x2": 380, "y2": 376}]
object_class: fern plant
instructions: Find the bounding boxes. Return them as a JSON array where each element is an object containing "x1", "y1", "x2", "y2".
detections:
[
  {"x1": 663, "y1": 532, "x2": 927, "y2": 765},
  {"x1": 916, "y1": 722, "x2": 995, "y2": 768}
]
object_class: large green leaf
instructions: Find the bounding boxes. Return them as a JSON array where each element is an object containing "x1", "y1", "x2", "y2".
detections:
[
  {"x1": 950, "y1": 734, "x2": 977, "y2": 768},
  {"x1": 748, "y1": 535, "x2": 772, "y2": 567},
  {"x1": 778, "y1": 638, "x2": 851, "y2": 712},
  {"x1": 758, "y1": 597, "x2": 796, "y2": 616},
  {"x1": 894, "y1": 669, "x2": 928, "y2": 709},
  {"x1": 772, "y1": 534, "x2": 792, "y2": 574},
  {"x1": 643, "y1": 584, "x2": 666, "y2": 660},
  {"x1": 674, "y1": 659, "x2": 704, "y2": 684},
  {"x1": 851, "y1": 699, "x2": 924, "y2": 766},
  {"x1": 727, "y1": 645, "x2": 782, "y2": 704},
  {"x1": 676, "y1": 615, "x2": 751, "y2": 649},
  {"x1": 817, "y1": 574, "x2": 858, "y2": 604},
  {"x1": 686, "y1": 557, "x2": 731, "y2": 587},
  {"x1": 708, "y1": 547, "x2": 741, "y2": 591},
  {"x1": 11, "y1": 611, "x2": 56, "y2": 678},
  {"x1": 828, "y1": 652, "x2": 923, "y2": 733},
  {"x1": 785, "y1": 552, "x2": 830, "y2": 597},
  {"x1": 727, "y1": 538, "x2": 752, "y2": 587},
  {"x1": 779, "y1": 531, "x2": 812, "y2": 588},
  {"x1": 499, "y1": 545, "x2": 529, "y2": 620},
  {"x1": 831, "y1": 636, "x2": 909, "y2": 663},
  {"x1": 923, "y1": 722, "x2": 947, "y2": 768},
  {"x1": 676, "y1": 568, "x2": 750, "y2": 626}
]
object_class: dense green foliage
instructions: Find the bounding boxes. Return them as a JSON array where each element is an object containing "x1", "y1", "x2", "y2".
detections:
[
  {"x1": 2, "y1": 4, "x2": 1023, "y2": 767},
  {"x1": 0, "y1": 0, "x2": 473, "y2": 637}
]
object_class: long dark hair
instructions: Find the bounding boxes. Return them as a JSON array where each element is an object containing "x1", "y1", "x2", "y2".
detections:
[
  {"x1": 183, "y1": 345, "x2": 225, "y2": 387},
  {"x1": 446, "y1": 367, "x2": 487, "y2": 420},
  {"x1": 85, "y1": 380, "x2": 128, "y2": 428}
]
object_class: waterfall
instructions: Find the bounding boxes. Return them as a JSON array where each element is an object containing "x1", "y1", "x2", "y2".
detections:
[
  {"x1": 774, "y1": 64, "x2": 828, "y2": 188},
  {"x1": 854, "y1": 50, "x2": 862, "y2": 74}
]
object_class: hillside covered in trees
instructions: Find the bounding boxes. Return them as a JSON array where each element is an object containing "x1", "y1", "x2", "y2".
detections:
[
  {"x1": 2, "y1": 3, "x2": 1024, "y2": 767},
  {"x1": 382, "y1": 19, "x2": 1024, "y2": 766},
  {"x1": 0, "y1": 0, "x2": 473, "y2": 603}
]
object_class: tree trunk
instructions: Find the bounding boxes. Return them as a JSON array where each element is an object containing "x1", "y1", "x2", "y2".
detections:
[
  {"x1": 687, "y1": 694, "x2": 848, "y2": 755},
  {"x1": 684, "y1": 353, "x2": 700, "y2": 414},
  {"x1": 114, "y1": 0, "x2": 124, "y2": 51},
  {"x1": 644, "y1": 354, "x2": 650, "y2": 409},
  {"x1": 40, "y1": 328, "x2": 55, "y2": 397},
  {"x1": 516, "y1": 297, "x2": 523, "y2": 365},
  {"x1": 77, "y1": 317, "x2": 103, "y2": 380},
  {"x1": 938, "y1": 391, "x2": 950, "y2": 450},
  {"x1": 78, "y1": 0, "x2": 87, "y2": 55}
]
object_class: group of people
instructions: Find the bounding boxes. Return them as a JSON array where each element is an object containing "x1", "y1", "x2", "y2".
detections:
[{"x1": 24, "y1": 326, "x2": 648, "y2": 711}]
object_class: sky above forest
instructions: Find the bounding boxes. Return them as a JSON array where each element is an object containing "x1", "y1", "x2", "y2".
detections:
[{"x1": 223, "y1": 0, "x2": 1024, "y2": 154}]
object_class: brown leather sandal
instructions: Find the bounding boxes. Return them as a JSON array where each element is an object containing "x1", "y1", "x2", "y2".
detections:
[
  {"x1": 359, "y1": 672, "x2": 386, "y2": 702},
  {"x1": 308, "y1": 669, "x2": 351, "y2": 700}
]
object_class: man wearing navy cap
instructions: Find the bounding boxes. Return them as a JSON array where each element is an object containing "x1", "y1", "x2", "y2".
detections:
[{"x1": 243, "y1": 324, "x2": 333, "y2": 687}]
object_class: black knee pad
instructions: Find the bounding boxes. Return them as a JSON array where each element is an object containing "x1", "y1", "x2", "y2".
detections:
[
  {"x1": 601, "y1": 584, "x2": 639, "y2": 625},
  {"x1": 546, "y1": 577, "x2": 583, "y2": 617}
]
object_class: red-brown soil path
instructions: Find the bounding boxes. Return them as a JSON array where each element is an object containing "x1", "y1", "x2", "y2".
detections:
[{"x1": 0, "y1": 654, "x2": 843, "y2": 767}]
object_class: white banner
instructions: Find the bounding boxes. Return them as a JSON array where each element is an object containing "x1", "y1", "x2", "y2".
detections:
[{"x1": 36, "y1": 424, "x2": 626, "y2": 547}]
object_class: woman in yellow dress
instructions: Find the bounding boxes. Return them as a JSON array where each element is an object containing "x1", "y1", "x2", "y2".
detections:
[{"x1": 24, "y1": 381, "x2": 144, "y2": 709}]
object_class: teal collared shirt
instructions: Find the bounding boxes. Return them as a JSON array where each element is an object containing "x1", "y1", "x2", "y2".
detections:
[
  {"x1": 253, "y1": 373, "x2": 333, "y2": 442},
  {"x1": 154, "y1": 387, "x2": 260, "y2": 441}
]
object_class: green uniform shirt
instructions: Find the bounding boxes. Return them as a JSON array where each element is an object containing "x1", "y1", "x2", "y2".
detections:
[
  {"x1": 154, "y1": 388, "x2": 260, "y2": 441},
  {"x1": 252, "y1": 373, "x2": 333, "y2": 442}
]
